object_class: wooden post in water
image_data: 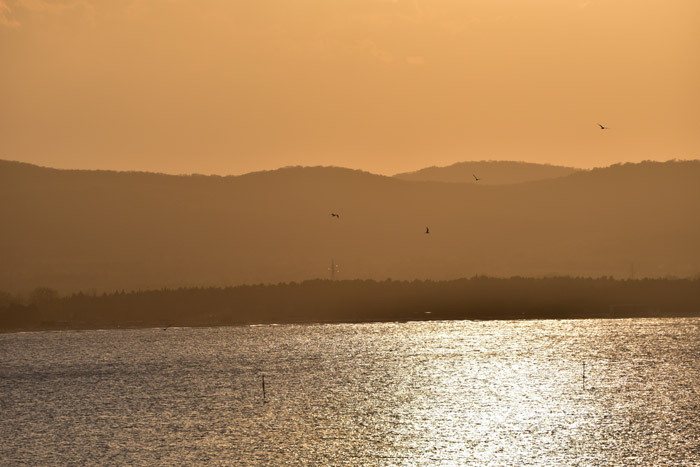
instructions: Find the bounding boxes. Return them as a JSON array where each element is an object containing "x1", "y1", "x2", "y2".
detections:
[
  {"x1": 262, "y1": 374, "x2": 268, "y2": 403},
  {"x1": 582, "y1": 362, "x2": 586, "y2": 391}
]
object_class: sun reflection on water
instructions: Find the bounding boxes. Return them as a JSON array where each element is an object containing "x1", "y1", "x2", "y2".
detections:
[{"x1": 1, "y1": 318, "x2": 699, "y2": 465}]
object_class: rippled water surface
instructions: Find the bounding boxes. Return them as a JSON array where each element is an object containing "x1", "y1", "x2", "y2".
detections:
[{"x1": 2, "y1": 318, "x2": 700, "y2": 466}]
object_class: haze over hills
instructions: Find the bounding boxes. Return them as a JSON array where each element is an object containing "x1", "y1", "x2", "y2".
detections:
[
  {"x1": 1, "y1": 159, "x2": 699, "y2": 294},
  {"x1": 394, "y1": 161, "x2": 579, "y2": 185}
]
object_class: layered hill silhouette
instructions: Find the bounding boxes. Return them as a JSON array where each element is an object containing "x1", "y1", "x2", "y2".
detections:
[
  {"x1": 1, "y1": 159, "x2": 699, "y2": 294},
  {"x1": 394, "y1": 161, "x2": 579, "y2": 184}
]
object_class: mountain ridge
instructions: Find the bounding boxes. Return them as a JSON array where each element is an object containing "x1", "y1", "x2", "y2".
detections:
[
  {"x1": 1, "y1": 158, "x2": 699, "y2": 294},
  {"x1": 394, "y1": 160, "x2": 580, "y2": 185}
]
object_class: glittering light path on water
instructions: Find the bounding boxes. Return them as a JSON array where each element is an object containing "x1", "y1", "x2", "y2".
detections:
[{"x1": 1, "y1": 319, "x2": 699, "y2": 465}]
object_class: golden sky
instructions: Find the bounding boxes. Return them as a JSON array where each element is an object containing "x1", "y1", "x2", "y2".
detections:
[{"x1": 1, "y1": 0, "x2": 698, "y2": 175}]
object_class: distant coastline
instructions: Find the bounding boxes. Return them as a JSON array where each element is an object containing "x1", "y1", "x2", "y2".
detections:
[{"x1": 2, "y1": 277, "x2": 699, "y2": 332}]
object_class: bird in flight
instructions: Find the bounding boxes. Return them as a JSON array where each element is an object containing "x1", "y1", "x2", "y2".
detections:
[
  {"x1": 473, "y1": 174, "x2": 481, "y2": 181},
  {"x1": 598, "y1": 123, "x2": 610, "y2": 130},
  {"x1": 331, "y1": 213, "x2": 340, "y2": 219},
  {"x1": 425, "y1": 227, "x2": 430, "y2": 234}
]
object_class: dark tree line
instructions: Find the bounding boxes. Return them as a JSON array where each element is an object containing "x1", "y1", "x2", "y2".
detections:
[{"x1": 1, "y1": 277, "x2": 699, "y2": 331}]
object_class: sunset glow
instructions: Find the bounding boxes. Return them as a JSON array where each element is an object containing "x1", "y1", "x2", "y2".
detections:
[{"x1": 1, "y1": 0, "x2": 698, "y2": 175}]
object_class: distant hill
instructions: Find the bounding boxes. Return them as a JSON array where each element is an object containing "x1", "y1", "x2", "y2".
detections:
[
  {"x1": 1, "y1": 159, "x2": 699, "y2": 294},
  {"x1": 394, "y1": 161, "x2": 579, "y2": 184}
]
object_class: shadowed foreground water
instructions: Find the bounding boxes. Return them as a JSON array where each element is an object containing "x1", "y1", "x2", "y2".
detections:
[{"x1": 1, "y1": 318, "x2": 699, "y2": 466}]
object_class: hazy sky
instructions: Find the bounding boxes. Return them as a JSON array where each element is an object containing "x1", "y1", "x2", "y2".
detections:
[{"x1": 1, "y1": 0, "x2": 698, "y2": 175}]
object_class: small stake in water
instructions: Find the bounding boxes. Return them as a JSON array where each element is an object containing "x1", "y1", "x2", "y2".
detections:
[
  {"x1": 262, "y1": 374, "x2": 269, "y2": 403},
  {"x1": 582, "y1": 362, "x2": 586, "y2": 391}
]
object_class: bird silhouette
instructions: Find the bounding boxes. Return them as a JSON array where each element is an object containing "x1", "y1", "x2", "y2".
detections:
[
  {"x1": 425, "y1": 227, "x2": 430, "y2": 234},
  {"x1": 598, "y1": 123, "x2": 610, "y2": 130},
  {"x1": 473, "y1": 174, "x2": 481, "y2": 181},
  {"x1": 331, "y1": 213, "x2": 340, "y2": 218}
]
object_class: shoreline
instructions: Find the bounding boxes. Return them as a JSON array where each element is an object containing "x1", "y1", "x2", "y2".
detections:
[
  {"x1": 3, "y1": 277, "x2": 699, "y2": 333},
  {"x1": 3, "y1": 310, "x2": 699, "y2": 334}
]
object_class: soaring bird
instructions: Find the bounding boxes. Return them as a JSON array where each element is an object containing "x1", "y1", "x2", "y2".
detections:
[
  {"x1": 598, "y1": 123, "x2": 610, "y2": 130},
  {"x1": 331, "y1": 213, "x2": 340, "y2": 218},
  {"x1": 473, "y1": 174, "x2": 481, "y2": 181},
  {"x1": 425, "y1": 227, "x2": 430, "y2": 234}
]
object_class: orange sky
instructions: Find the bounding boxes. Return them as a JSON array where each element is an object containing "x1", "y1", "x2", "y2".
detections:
[{"x1": 1, "y1": 0, "x2": 698, "y2": 175}]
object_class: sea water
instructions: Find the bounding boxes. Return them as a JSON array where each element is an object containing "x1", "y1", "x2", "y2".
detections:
[{"x1": 1, "y1": 318, "x2": 699, "y2": 466}]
